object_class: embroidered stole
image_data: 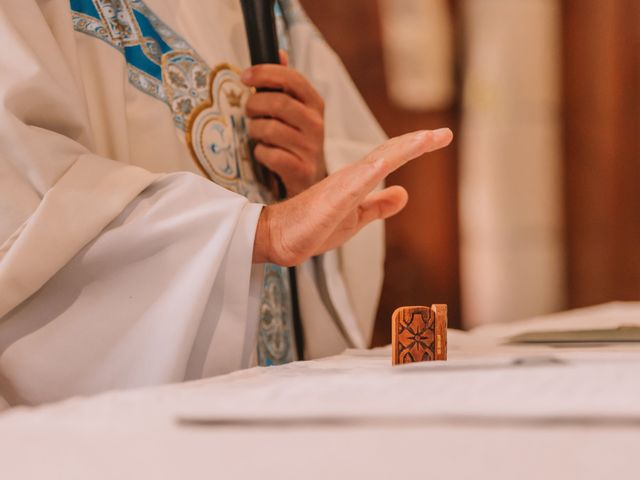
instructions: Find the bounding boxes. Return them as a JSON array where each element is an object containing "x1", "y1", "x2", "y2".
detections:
[{"x1": 70, "y1": 0, "x2": 297, "y2": 365}]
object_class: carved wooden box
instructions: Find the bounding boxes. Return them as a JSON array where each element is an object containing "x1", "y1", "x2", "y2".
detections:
[{"x1": 391, "y1": 305, "x2": 448, "y2": 365}]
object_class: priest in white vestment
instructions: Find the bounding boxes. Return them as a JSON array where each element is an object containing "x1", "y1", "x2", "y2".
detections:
[{"x1": 0, "y1": 0, "x2": 452, "y2": 407}]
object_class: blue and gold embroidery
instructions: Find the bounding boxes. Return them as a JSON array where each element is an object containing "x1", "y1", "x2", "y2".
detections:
[
  {"x1": 162, "y1": 51, "x2": 212, "y2": 131},
  {"x1": 186, "y1": 65, "x2": 269, "y2": 203},
  {"x1": 70, "y1": 0, "x2": 208, "y2": 130},
  {"x1": 70, "y1": 0, "x2": 298, "y2": 366},
  {"x1": 257, "y1": 264, "x2": 296, "y2": 366}
]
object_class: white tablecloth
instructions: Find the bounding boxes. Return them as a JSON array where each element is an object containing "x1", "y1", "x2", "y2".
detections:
[{"x1": 1, "y1": 303, "x2": 640, "y2": 479}]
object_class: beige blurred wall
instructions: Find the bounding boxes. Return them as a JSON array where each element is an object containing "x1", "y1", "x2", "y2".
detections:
[
  {"x1": 459, "y1": 0, "x2": 565, "y2": 326},
  {"x1": 301, "y1": 0, "x2": 640, "y2": 335}
]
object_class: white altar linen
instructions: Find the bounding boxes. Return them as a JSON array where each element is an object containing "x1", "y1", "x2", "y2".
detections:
[{"x1": 0, "y1": 303, "x2": 639, "y2": 479}]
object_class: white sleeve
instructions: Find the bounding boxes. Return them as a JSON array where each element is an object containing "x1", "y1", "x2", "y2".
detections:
[
  {"x1": 285, "y1": 2, "x2": 387, "y2": 353},
  {"x1": 0, "y1": 0, "x2": 158, "y2": 316},
  {"x1": 0, "y1": 173, "x2": 264, "y2": 406},
  {"x1": 0, "y1": 3, "x2": 264, "y2": 405}
]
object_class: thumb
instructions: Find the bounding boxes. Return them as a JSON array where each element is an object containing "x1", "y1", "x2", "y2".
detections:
[
  {"x1": 358, "y1": 186, "x2": 409, "y2": 223},
  {"x1": 315, "y1": 186, "x2": 409, "y2": 254}
]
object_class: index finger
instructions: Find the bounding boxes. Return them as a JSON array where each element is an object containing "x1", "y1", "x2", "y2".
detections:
[
  {"x1": 241, "y1": 64, "x2": 324, "y2": 112},
  {"x1": 316, "y1": 128, "x2": 454, "y2": 215}
]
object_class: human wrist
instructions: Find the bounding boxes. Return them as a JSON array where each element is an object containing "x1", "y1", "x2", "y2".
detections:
[{"x1": 252, "y1": 206, "x2": 271, "y2": 264}]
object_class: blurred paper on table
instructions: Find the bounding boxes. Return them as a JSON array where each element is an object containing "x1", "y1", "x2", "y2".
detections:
[
  {"x1": 176, "y1": 349, "x2": 640, "y2": 425},
  {"x1": 508, "y1": 328, "x2": 640, "y2": 344},
  {"x1": 472, "y1": 302, "x2": 640, "y2": 344}
]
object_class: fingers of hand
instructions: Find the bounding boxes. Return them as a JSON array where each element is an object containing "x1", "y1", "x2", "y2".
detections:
[
  {"x1": 253, "y1": 143, "x2": 314, "y2": 195},
  {"x1": 279, "y1": 49, "x2": 289, "y2": 66},
  {"x1": 245, "y1": 92, "x2": 324, "y2": 137},
  {"x1": 312, "y1": 186, "x2": 409, "y2": 256},
  {"x1": 249, "y1": 118, "x2": 318, "y2": 160},
  {"x1": 241, "y1": 64, "x2": 324, "y2": 113},
  {"x1": 256, "y1": 129, "x2": 453, "y2": 266},
  {"x1": 313, "y1": 128, "x2": 452, "y2": 222},
  {"x1": 260, "y1": 181, "x2": 409, "y2": 266},
  {"x1": 366, "y1": 128, "x2": 453, "y2": 177},
  {"x1": 358, "y1": 186, "x2": 409, "y2": 222},
  {"x1": 345, "y1": 128, "x2": 453, "y2": 199}
]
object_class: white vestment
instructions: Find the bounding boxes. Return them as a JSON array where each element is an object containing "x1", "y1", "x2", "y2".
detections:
[{"x1": 0, "y1": 0, "x2": 386, "y2": 406}]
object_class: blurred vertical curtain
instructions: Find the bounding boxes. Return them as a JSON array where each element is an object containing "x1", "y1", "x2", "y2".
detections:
[
  {"x1": 379, "y1": 0, "x2": 454, "y2": 111},
  {"x1": 459, "y1": 0, "x2": 565, "y2": 326}
]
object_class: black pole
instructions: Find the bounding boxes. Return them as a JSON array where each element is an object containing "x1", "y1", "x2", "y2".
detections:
[
  {"x1": 240, "y1": 0, "x2": 305, "y2": 360},
  {"x1": 240, "y1": 0, "x2": 280, "y2": 65}
]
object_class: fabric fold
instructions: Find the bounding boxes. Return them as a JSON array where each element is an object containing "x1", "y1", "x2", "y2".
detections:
[
  {"x1": 0, "y1": 155, "x2": 157, "y2": 317},
  {"x1": 0, "y1": 173, "x2": 263, "y2": 405}
]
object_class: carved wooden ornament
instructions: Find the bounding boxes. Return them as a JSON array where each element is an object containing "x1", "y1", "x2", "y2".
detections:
[{"x1": 392, "y1": 305, "x2": 448, "y2": 365}]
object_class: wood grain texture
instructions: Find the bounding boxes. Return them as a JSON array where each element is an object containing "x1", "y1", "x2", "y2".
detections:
[
  {"x1": 392, "y1": 305, "x2": 447, "y2": 365},
  {"x1": 433, "y1": 304, "x2": 448, "y2": 360},
  {"x1": 563, "y1": 0, "x2": 640, "y2": 306}
]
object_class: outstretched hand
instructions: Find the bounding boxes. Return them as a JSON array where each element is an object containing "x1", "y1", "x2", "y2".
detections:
[{"x1": 252, "y1": 128, "x2": 454, "y2": 266}]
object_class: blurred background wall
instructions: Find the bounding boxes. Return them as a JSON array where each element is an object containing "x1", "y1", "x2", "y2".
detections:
[{"x1": 299, "y1": 0, "x2": 640, "y2": 344}]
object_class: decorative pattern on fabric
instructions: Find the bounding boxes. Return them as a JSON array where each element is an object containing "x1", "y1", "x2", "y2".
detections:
[
  {"x1": 257, "y1": 264, "x2": 297, "y2": 366},
  {"x1": 187, "y1": 65, "x2": 271, "y2": 203},
  {"x1": 70, "y1": 0, "x2": 209, "y2": 130},
  {"x1": 189, "y1": 64, "x2": 297, "y2": 364},
  {"x1": 69, "y1": 0, "x2": 297, "y2": 366}
]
